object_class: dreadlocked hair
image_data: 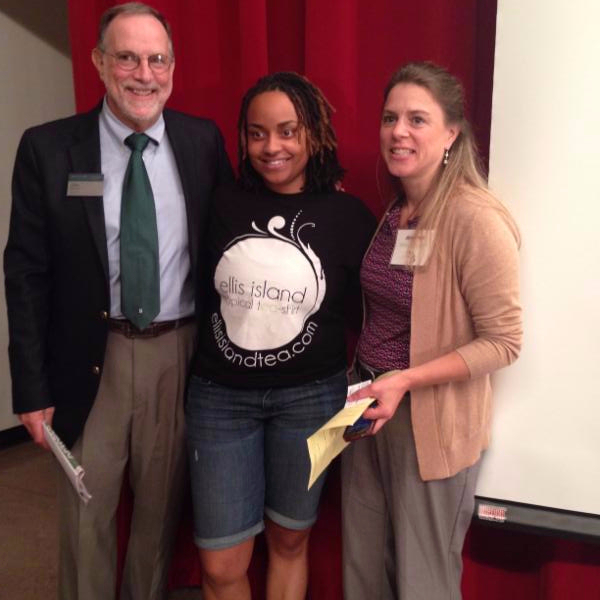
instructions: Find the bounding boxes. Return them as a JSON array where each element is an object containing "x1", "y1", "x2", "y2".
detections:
[{"x1": 237, "y1": 71, "x2": 345, "y2": 193}]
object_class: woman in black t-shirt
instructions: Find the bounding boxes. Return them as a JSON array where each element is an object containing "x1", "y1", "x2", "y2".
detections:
[{"x1": 185, "y1": 72, "x2": 375, "y2": 600}]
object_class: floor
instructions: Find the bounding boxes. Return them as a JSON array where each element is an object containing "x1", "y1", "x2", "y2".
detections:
[{"x1": 0, "y1": 439, "x2": 201, "y2": 599}]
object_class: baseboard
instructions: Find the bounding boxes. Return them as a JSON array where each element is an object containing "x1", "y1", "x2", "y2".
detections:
[{"x1": 0, "y1": 425, "x2": 29, "y2": 449}]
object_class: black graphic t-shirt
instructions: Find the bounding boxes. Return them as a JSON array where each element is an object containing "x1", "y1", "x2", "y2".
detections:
[{"x1": 193, "y1": 181, "x2": 377, "y2": 388}]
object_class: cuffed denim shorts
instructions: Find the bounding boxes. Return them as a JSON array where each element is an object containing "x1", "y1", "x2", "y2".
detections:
[{"x1": 185, "y1": 370, "x2": 347, "y2": 550}]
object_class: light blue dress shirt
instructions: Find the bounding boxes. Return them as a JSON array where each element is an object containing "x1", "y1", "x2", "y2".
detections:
[{"x1": 99, "y1": 99, "x2": 194, "y2": 321}]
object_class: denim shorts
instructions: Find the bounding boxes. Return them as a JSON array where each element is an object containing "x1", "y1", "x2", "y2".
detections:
[{"x1": 185, "y1": 370, "x2": 347, "y2": 550}]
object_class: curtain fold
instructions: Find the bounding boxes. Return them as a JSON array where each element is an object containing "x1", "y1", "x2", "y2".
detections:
[{"x1": 66, "y1": 1, "x2": 600, "y2": 598}]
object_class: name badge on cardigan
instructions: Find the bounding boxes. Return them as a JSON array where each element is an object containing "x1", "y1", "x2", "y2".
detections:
[
  {"x1": 67, "y1": 173, "x2": 104, "y2": 197},
  {"x1": 390, "y1": 229, "x2": 434, "y2": 267}
]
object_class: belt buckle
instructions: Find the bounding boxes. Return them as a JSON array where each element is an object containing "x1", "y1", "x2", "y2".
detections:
[{"x1": 123, "y1": 320, "x2": 137, "y2": 338}]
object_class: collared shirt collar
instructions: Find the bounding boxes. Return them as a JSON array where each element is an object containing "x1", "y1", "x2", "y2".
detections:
[{"x1": 99, "y1": 97, "x2": 165, "y2": 147}]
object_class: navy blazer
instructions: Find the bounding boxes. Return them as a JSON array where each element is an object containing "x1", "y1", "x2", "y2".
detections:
[{"x1": 4, "y1": 104, "x2": 233, "y2": 446}]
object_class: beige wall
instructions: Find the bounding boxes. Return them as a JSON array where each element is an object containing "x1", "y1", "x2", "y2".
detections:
[{"x1": 0, "y1": 3, "x2": 75, "y2": 431}]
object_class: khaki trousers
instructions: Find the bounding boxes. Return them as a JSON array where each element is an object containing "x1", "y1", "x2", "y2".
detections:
[
  {"x1": 57, "y1": 324, "x2": 195, "y2": 600},
  {"x1": 342, "y1": 397, "x2": 480, "y2": 600}
]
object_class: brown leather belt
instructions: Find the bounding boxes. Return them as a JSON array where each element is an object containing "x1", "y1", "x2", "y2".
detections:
[{"x1": 108, "y1": 316, "x2": 194, "y2": 339}]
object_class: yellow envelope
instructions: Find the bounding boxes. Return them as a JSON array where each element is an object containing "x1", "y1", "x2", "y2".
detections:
[{"x1": 306, "y1": 394, "x2": 373, "y2": 490}]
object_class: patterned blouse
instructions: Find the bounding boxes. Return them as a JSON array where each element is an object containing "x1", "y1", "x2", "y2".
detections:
[{"x1": 357, "y1": 203, "x2": 414, "y2": 371}]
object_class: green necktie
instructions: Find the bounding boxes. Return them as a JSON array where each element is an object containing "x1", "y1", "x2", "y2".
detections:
[{"x1": 120, "y1": 133, "x2": 160, "y2": 330}]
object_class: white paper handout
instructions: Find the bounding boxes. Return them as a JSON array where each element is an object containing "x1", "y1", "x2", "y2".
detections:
[{"x1": 43, "y1": 423, "x2": 92, "y2": 505}]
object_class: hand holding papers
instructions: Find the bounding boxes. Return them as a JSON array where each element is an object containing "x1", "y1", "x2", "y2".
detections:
[
  {"x1": 43, "y1": 423, "x2": 92, "y2": 504},
  {"x1": 306, "y1": 380, "x2": 373, "y2": 490}
]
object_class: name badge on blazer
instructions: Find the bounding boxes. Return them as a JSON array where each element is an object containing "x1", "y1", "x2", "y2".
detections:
[
  {"x1": 67, "y1": 173, "x2": 104, "y2": 197},
  {"x1": 390, "y1": 229, "x2": 434, "y2": 267}
]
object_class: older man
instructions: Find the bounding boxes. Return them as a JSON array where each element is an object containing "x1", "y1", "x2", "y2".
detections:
[{"x1": 4, "y1": 3, "x2": 232, "y2": 599}]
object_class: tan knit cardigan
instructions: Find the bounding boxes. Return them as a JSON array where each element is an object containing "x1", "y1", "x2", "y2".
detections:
[{"x1": 370, "y1": 190, "x2": 522, "y2": 481}]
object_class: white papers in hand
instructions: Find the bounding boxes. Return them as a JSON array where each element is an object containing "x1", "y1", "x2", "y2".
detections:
[{"x1": 43, "y1": 423, "x2": 92, "y2": 505}]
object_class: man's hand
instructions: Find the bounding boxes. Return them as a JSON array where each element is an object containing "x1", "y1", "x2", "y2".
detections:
[{"x1": 18, "y1": 407, "x2": 55, "y2": 450}]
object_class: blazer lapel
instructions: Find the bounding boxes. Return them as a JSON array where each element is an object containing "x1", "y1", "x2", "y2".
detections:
[
  {"x1": 164, "y1": 113, "x2": 199, "y2": 274},
  {"x1": 68, "y1": 112, "x2": 110, "y2": 285}
]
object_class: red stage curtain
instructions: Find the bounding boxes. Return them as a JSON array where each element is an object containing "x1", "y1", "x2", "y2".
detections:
[
  {"x1": 67, "y1": 1, "x2": 600, "y2": 598},
  {"x1": 68, "y1": 0, "x2": 495, "y2": 204}
]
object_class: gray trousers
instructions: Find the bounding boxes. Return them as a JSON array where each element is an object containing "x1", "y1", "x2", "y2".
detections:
[
  {"x1": 57, "y1": 324, "x2": 195, "y2": 600},
  {"x1": 342, "y1": 397, "x2": 480, "y2": 600}
]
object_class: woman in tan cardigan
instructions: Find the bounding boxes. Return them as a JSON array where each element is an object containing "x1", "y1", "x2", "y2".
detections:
[{"x1": 341, "y1": 62, "x2": 522, "y2": 600}]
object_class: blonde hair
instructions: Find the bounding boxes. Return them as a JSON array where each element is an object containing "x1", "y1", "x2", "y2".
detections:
[{"x1": 382, "y1": 61, "x2": 518, "y2": 262}]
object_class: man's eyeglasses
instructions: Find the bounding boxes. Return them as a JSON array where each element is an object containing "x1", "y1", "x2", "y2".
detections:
[{"x1": 101, "y1": 50, "x2": 173, "y2": 72}]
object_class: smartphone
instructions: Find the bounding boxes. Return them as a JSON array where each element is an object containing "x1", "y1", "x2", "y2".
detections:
[{"x1": 343, "y1": 401, "x2": 377, "y2": 442}]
